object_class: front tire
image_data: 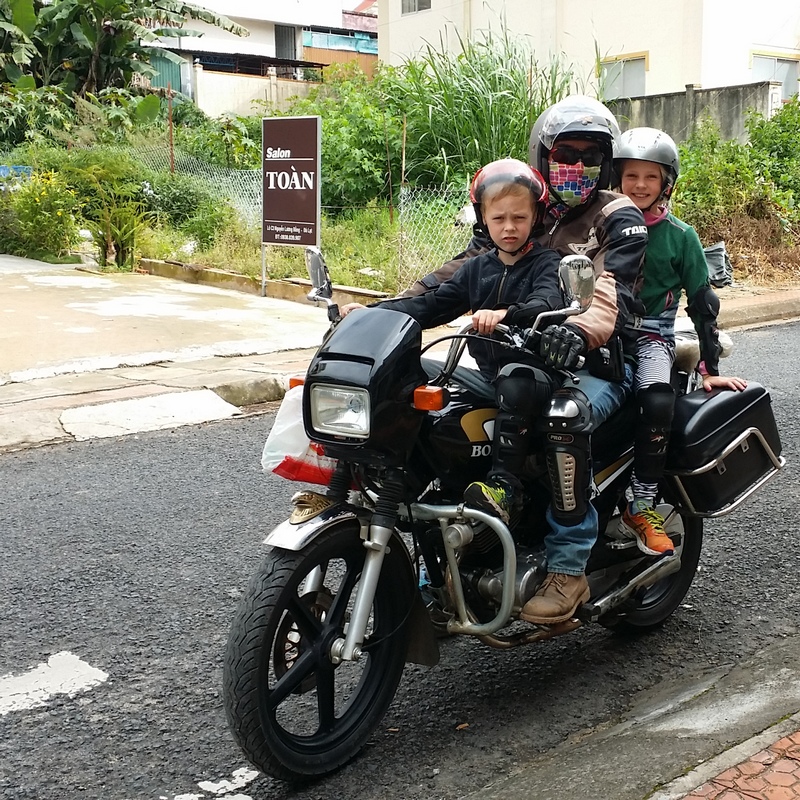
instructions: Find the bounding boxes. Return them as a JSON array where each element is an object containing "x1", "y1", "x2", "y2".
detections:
[
  {"x1": 223, "y1": 522, "x2": 412, "y2": 781},
  {"x1": 600, "y1": 505, "x2": 703, "y2": 633}
]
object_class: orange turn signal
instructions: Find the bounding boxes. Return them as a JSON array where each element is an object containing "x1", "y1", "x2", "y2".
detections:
[
  {"x1": 288, "y1": 375, "x2": 305, "y2": 389},
  {"x1": 413, "y1": 385, "x2": 444, "y2": 411}
]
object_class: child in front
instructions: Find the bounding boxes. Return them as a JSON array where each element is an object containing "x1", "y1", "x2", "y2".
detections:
[{"x1": 341, "y1": 158, "x2": 564, "y2": 524}]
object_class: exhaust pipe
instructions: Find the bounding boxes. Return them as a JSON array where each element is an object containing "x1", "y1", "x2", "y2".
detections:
[{"x1": 579, "y1": 552, "x2": 682, "y2": 623}]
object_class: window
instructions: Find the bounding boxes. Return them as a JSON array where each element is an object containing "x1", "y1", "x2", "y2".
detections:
[
  {"x1": 753, "y1": 55, "x2": 799, "y2": 101},
  {"x1": 601, "y1": 56, "x2": 646, "y2": 100},
  {"x1": 401, "y1": 0, "x2": 431, "y2": 14}
]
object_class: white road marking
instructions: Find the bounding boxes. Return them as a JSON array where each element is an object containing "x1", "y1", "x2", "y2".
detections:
[
  {"x1": 0, "y1": 651, "x2": 108, "y2": 715},
  {"x1": 198, "y1": 767, "x2": 260, "y2": 795}
]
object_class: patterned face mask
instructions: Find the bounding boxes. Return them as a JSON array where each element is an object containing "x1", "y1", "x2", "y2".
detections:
[{"x1": 548, "y1": 161, "x2": 602, "y2": 207}]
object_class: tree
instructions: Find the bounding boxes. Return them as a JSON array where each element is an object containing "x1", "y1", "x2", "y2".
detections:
[{"x1": 1, "y1": 0, "x2": 248, "y2": 95}]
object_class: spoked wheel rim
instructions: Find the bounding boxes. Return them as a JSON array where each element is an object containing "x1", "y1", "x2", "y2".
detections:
[{"x1": 257, "y1": 527, "x2": 411, "y2": 766}]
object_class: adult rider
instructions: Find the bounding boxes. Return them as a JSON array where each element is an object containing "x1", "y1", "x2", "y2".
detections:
[{"x1": 400, "y1": 95, "x2": 649, "y2": 625}]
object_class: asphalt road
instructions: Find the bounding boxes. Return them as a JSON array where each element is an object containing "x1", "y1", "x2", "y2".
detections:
[{"x1": 1, "y1": 321, "x2": 798, "y2": 800}]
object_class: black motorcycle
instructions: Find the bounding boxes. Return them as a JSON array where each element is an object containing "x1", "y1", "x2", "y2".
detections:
[{"x1": 223, "y1": 251, "x2": 784, "y2": 781}]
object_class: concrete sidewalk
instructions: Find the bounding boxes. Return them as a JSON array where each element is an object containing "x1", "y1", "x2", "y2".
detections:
[
  {"x1": 466, "y1": 634, "x2": 800, "y2": 800},
  {"x1": 2, "y1": 255, "x2": 800, "y2": 452}
]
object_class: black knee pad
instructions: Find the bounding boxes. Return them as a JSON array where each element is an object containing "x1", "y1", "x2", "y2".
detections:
[
  {"x1": 495, "y1": 362, "x2": 555, "y2": 416},
  {"x1": 634, "y1": 383, "x2": 675, "y2": 483}
]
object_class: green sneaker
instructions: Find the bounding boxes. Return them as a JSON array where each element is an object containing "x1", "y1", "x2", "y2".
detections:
[{"x1": 463, "y1": 480, "x2": 512, "y2": 524}]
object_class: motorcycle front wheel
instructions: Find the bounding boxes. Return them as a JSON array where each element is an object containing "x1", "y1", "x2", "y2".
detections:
[
  {"x1": 223, "y1": 521, "x2": 413, "y2": 781},
  {"x1": 600, "y1": 505, "x2": 703, "y2": 634}
]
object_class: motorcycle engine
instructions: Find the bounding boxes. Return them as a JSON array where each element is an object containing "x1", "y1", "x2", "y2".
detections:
[{"x1": 465, "y1": 547, "x2": 547, "y2": 610}]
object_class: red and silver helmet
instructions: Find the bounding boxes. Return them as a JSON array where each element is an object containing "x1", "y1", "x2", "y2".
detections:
[{"x1": 469, "y1": 158, "x2": 548, "y2": 233}]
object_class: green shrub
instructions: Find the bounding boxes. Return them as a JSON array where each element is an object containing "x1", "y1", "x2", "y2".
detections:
[
  {"x1": 674, "y1": 117, "x2": 800, "y2": 244},
  {"x1": 142, "y1": 173, "x2": 216, "y2": 228},
  {"x1": 181, "y1": 199, "x2": 237, "y2": 250},
  {"x1": 138, "y1": 224, "x2": 191, "y2": 262},
  {"x1": 192, "y1": 215, "x2": 262, "y2": 274},
  {"x1": 746, "y1": 97, "x2": 800, "y2": 209},
  {"x1": 11, "y1": 171, "x2": 80, "y2": 257},
  {"x1": 0, "y1": 189, "x2": 22, "y2": 254}
]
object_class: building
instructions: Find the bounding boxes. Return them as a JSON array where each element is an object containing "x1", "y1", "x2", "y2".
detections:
[
  {"x1": 151, "y1": 1, "x2": 377, "y2": 117},
  {"x1": 377, "y1": 0, "x2": 800, "y2": 102}
]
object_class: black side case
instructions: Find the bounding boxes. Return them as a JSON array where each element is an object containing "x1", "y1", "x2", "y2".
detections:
[{"x1": 663, "y1": 382, "x2": 783, "y2": 516}]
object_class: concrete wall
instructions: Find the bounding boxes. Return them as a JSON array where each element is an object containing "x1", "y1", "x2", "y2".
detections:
[
  {"x1": 192, "y1": 65, "x2": 316, "y2": 117},
  {"x1": 610, "y1": 81, "x2": 784, "y2": 144}
]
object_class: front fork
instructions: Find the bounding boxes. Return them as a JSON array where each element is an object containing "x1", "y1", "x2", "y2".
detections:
[
  {"x1": 329, "y1": 520, "x2": 394, "y2": 664},
  {"x1": 329, "y1": 469, "x2": 405, "y2": 664}
]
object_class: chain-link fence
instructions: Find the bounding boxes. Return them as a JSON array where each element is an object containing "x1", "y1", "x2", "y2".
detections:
[
  {"x1": 124, "y1": 146, "x2": 262, "y2": 225},
  {"x1": 396, "y1": 185, "x2": 474, "y2": 292}
]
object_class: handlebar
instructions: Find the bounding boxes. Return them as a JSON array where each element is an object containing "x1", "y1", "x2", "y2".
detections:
[{"x1": 428, "y1": 321, "x2": 583, "y2": 384}]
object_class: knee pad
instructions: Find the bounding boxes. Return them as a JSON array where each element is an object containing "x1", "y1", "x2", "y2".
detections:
[
  {"x1": 489, "y1": 411, "x2": 530, "y2": 488},
  {"x1": 540, "y1": 387, "x2": 593, "y2": 525},
  {"x1": 495, "y1": 362, "x2": 556, "y2": 416},
  {"x1": 634, "y1": 383, "x2": 675, "y2": 483}
]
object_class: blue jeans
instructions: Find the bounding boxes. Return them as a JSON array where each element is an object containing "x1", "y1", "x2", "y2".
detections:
[{"x1": 544, "y1": 364, "x2": 634, "y2": 575}]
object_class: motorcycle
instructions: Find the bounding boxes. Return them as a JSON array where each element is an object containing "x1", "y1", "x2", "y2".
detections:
[{"x1": 223, "y1": 249, "x2": 785, "y2": 781}]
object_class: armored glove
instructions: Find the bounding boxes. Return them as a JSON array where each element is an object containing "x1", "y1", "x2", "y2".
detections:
[{"x1": 539, "y1": 324, "x2": 588, "y2": 370}]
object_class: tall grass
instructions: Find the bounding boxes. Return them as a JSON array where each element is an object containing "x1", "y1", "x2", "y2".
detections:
[{"x1": 383, "y1": 26, "x2": 579, "y2": 186}]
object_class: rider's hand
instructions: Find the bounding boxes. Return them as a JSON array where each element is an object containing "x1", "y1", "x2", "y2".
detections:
[
  {"x1": 539, "y1": 324, "x2": 588, "y2": 370},
  {"x1": 340, "y1": 302, "x2": 366, "y2": 317},
  {"x1": 472, "y1": 308, "x2": 507, "y2": 335}
]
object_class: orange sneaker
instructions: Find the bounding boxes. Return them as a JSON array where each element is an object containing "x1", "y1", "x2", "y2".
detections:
[{"x1": 618, "y1": 503, "x2": 675, "y2": 556}]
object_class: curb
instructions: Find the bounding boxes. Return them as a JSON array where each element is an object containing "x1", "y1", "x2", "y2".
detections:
[
  {"x1": 137, "y1": 258, "x2": 389, "y2": 307},
  {"x1": 649, "y1": 710, "x2": 800, "y2": 799}
]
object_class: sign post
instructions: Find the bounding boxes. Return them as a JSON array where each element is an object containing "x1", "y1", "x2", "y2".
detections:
[{"x1": 261, "y1": 116, "x2": 321, "y2": 296}]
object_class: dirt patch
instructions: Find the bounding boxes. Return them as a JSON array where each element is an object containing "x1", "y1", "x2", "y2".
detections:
[{"x1": 702, "y1": 214, "x2": 800, "y2": 287}]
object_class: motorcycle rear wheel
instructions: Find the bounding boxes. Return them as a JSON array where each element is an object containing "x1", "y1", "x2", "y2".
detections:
[
  {"x1": 223, "y1": 522, "x2": 412, "y2": 781},
  {"x1": 600, "y1": 508, "x2": 703, "y2": 634}
]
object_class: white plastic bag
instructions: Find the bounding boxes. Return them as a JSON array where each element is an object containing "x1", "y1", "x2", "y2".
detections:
[{"x1": 261, "y1": 385, "x2": 336, "y2": 485}]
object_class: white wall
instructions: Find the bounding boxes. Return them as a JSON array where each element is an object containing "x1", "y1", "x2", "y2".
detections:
[
  {"x1": 700, "y1": 0, "x2": 800, "y2": 89},
  {"x1": 192, "y1": 65, "x2": 316, "y2": 117},
  {"x1": 159, "y1": 18, "x2": 273, "y2": 57},
  {"x1": 194, "y1": 0, "x2": 341, "y2": 28},
  {"x1": 378, "y1": 0, "x2": 800, "y2": 96}
]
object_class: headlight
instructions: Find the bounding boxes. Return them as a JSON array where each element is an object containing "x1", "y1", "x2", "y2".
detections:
[{"x1": 309, "y1": 384, "x2": 370, "y2": 439}]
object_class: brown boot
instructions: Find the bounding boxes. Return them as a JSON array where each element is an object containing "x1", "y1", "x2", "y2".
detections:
[{"x1": 520, "y1": 572, "x2": 590, "y2": 624}]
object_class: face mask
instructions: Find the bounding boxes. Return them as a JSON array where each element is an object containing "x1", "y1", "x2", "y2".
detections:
[{"x1": 548, "y1": 161, "x2": 601, "y2": 207}]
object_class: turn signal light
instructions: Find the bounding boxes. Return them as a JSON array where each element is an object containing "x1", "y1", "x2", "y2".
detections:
[
  {"x1": 413, "y1": 385, "x2": 444, "y2": 411},
  {"x1": 288, "y1": 376, "x2": 305, "y2": 389}
]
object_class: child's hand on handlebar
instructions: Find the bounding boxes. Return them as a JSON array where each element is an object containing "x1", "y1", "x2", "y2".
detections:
[
  {"x1": 340, "y1": 302, "x2": 367, "y2": 317},
  {"x1": 472, "y1": 308, "x2": 507, "y2": 335}
]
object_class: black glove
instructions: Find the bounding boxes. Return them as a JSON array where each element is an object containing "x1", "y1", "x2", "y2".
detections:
[{"x1": 539, "y1": 324, "x2": 588, "y2": 370}]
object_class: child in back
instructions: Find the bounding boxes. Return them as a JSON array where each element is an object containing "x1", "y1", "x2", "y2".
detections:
[{"x1": 614, "y1": 128, "x2": 747, "y2": 555}]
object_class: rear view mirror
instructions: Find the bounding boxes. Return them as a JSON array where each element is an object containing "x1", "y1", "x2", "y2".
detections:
[
  {"x1": 305, "y1": 246, "x2": 332, "y2": 301},
  {"x1": 559, "y1": 255, "x2": 595, "y2": 314}
]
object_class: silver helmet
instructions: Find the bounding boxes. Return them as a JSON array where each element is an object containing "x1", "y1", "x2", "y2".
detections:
[
  {"x1": 528, "y1": 95, "x2": 620, "y2": 191},
  {"x1": 614, "y1": 126, "x2": 680, "y2": 201}
]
